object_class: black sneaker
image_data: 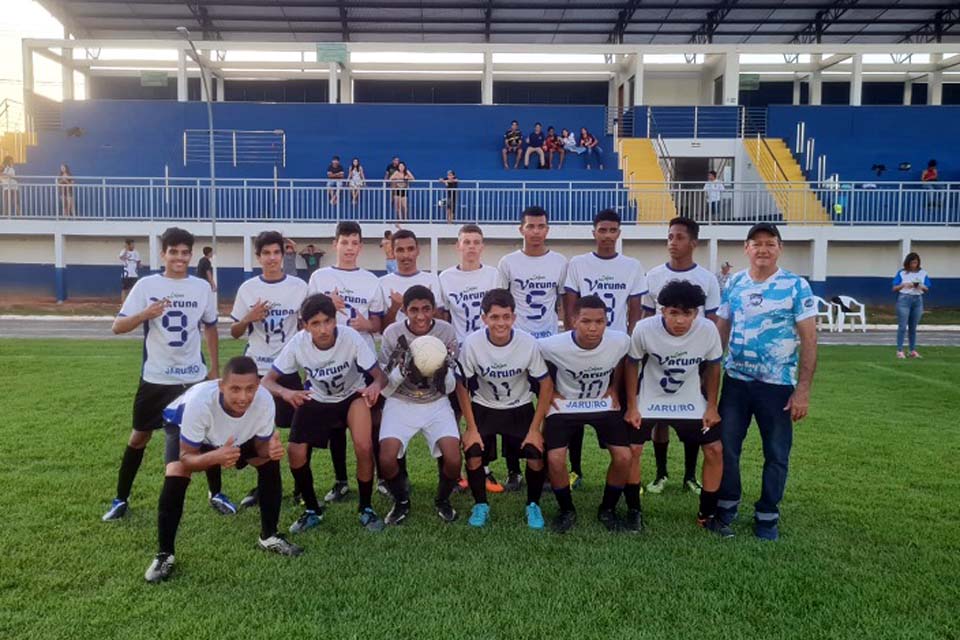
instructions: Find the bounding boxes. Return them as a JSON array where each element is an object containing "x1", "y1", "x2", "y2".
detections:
[
  {"x1": 385, "y1": 499, "x2": 411, "y2": 525},
  {"x1": 435, "y1": 499, "x2": 458, "y2": 523},
  {"x1": 699, "y1": 516, "x2": 735, "y2": 539},
  {"x1": 504, "y1": 471, "x2": 523, "y2": 492},
  {"x1": 597, "y1": 508, "x2": 624, "y2": 532},
  {"x1": 624, "y1": 508, "x2": 645, "y2": 533},
  {"x1": 240, "y1": 487, "x2": 259, "y2": 509},
  {"x1": 323, "y1": 481, "x2": 350, "y2": 503},
  {"x1": 258, "y1": 533, "x2": 304, "y2": 556},
  {"x1": 551, "y1": 510, "x2": 577, "y2": 534}
]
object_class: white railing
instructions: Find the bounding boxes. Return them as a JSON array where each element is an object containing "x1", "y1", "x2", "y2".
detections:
[{"x1": 1, "y1": 176, "x2": 957, "y2": 226}]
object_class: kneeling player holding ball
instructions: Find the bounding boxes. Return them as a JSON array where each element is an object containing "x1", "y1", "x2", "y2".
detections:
[
  {"x1": 145, "y1": 356, "x2": 301, "y2": 583},
  {"x1": 624, "y1": 280, "x2": 731, "y2": 537}
]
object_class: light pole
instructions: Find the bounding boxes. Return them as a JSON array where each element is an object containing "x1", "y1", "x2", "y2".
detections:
[{"x1": 177, "y1": 26, "x2": 217, "y2": 256}]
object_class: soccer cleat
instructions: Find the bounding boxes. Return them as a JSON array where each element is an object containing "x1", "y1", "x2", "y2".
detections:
[
  {"x1": 716, "y1": 508, "x2": 739, "y2": 527},
  {"x1": 240, "y1": 487, "x2": 259, "y2": 509},
  {"x1": 468, "y1": 503, "x2": 490, "y2": 528},
  {"x1": 624, "y1": 508, "x2": 645, "y2": 533},
  {"x1": 597, "y1": 508, "x2": 624, "y2": 532},
  {"x1": 359, "y1": 507, "x2": 386, "y2": 532},
  {"x1": 896, "y1": 351, "x2": 906, "y2": 359},
  {"x1": 324, "y1": 481, "x2": 350, "y2": 503},
  {"x1": 144, "y1": 553, "x2": 175, "y2": 583},
  {"x1": 525, "y1": 503, "x2": 545, "y2": 530},
  {"x1": 289, "y1": 509, "x2": 324, "y2": 534},
  {"x1": 754, "y1": 520, "x2": 780, "y2": 541},
  {"x1": 646, "y1": 476, "x2": 668, "y2": 494},
  {"x1": 385, "y1": 500, "x2": 410, "y2": 526},
  {"x1": 569, "y1": 471, "x2": 583, "y2": 490},
  {"x1": 258, "y1": 533, "x2": 304, "y2": 556},
  {"x1": 910, "y1": 350, "x2": 922, "y2": 359},
  {"x1": 209, "y1": 492, "x2": 238, "y2": 516},
  {"x1": 435, "y1": 499, "x2": 458, "y2": 523},
  {"x1": 485, "y1": 472, "x2": 505, "y2": 494},
  {"x1": 102, "y1": 498, "x2": 128, "y2": 522},
  {"x1": 377, "y1": 479, "x2": 392, "y2": 498},
  {"x1": 698, "y1": 516, "x2": 734, "y2": 539},
  {"x1": 684, "y1": 478, "x2": 703, "y2": 495},
  {"x1": 551, "y1": 510, "x2": 577, "y2": 534},
  {"x1": 504, "y1": 472, "x2": 523, "y2": 492}
]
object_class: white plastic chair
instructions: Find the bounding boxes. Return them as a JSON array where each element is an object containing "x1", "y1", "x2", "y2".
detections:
[
  {"x1": 836, "y1": 295, "x2": 867, "y2": 332},
  {"x1": 813, "y1": 296, "x2": 837, "y2": 332}
]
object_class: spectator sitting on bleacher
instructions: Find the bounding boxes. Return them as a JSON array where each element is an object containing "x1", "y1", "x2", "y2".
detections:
[
  {"x1": 524, "y1": 122, "x2": 546, "y2": 169},
  {"x1": 544, "y1": 127, "x2": 564, "y2": 169},
  {"x1": 561, "y1": 128, "x2": 585, "y2": 156},
  {"x1": 502, "y1": 120, "x2": 523, "y2": 169},
  {"x1": 327, "y1": 155, "x2": 345, "y2": 206},
  {"x1": 580, "y1": 128, "x2": 604, "y2": 170}
]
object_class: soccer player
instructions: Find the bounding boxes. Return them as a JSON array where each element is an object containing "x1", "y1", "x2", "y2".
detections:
[
  {"x1": 308, "y1": 221, "x2": 385, "y2": 503},
  {"x1": 103, "y1": 226, "x2": 227, "y2": 522},
  {"x1": 716, "y1": 223, "x2": 818, "y2": 541},
  {"x1": 262, "y1": 294, "x2": 387, "y2": 533},
  {"x1": 378, "y1": 285, "x2": 461, "y2": 525},
  {"x1": 230, "y1": 230, "x2": 308, "y2": 508},
  {"x1": 640, "y1": 216, "x2": 722, "y2": 497},
  {"x1": 144, "y1": 356, "x2": 302, "y2": 583},
  {"x1": 538, "y1": 295, "x2": 632, "y2": 533},
  {"x1": 440, "y1": 224, "x2": 512, "y2": 493},
  {"x1": 456, "y1": 289, "x2": 554, "y2": 529},
  {"x1": 378, "y1": 229, "x2": 445, "y2": 326},
  {"x1": 561, "y1": 208, "x2": 647, "y2": 489},
  {"x1": 624, "y1": 280, "x2": 729, "y2": 536}
]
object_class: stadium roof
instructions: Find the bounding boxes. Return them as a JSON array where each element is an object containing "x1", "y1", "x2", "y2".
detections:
[{"x1": 37, "y1": 1, "x2": 960, "y2": 45}]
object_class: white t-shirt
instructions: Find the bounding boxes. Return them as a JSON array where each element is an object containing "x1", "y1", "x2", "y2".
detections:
[
  {"x1": 230, "y1": 274, "x2": 308, "y2": 375},
  {"x1": 458, "y1": 328, "x2": 549, "y2": 409},
  {"x1": 118, "y1": 274, "x2": 218, "y2": 385},
  {"x1": 163, "y1": 380, "x2": 275, "y2": 448},
  {"x1": 642, "y1": 263, "x2": 722, "y2": 316},
  {"x1": 308, "y1": 266, "x2": 385, "y2": 352},
  {"x1": 378, "y1": 270, "x2": 445, "y2": 325},
  {"x1": 497, "y1": 249, "x2": 568, "y2": 339},
  {"x1": 564, "y1": 252, "x2": 648, "y2": 334},
  {"x1": 628, "y1": 316, "x2": 722, "y2": 420},
  {"x1": 893, "y1": 269, "x2": 931, "y2": 297},
  {"x1": 538, "y1": 329, "x2": 629, "y2": 401},
  {"x1": 272, "y1": 326, "x2": 378, "y2": 403},
  {"x1": 119, "y1": 249, "x2": 141, "y2": 279},
  {"x1": 439, "y1": 264, "x2": 500, "y2": 344},
  {"x1": 704, "y1": 180, "x2": 725, "y2": 203}
]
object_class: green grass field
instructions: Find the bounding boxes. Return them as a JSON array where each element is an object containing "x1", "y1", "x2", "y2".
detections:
[{"x1": 2, "y1": 339, "x2": 959, "y2": 639}]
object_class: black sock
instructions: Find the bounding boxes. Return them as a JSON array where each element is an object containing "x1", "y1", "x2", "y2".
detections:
[
  {"x1": 398, "y1": 455, "x2": 408, "y2": 478},
  {"x1": 624, "y1": 483, "x2": 642, "y2": 510},
  {"x1": 256, "y1": 461, "x2": 282, "y2": 539},
  {"x1": 386, "y1": 473, "x2": 409, "y2": 504},
  {"x1": 116, "y1": 445, "x2": 145, "y2": 501},
  {"x1": 553, "y1": 485, "x2": 575, "y2": 512},
  {"x1": 205, "y1": 465, "x2": 222, "y2": 496},
  {"x1": 569, "y1": 427, "x2": 584, "y2": 476},
  {"x1": 290, "y1": 464, "x2": 321, "y2": 512},
  {"x1": 699, "y1": 490, "x2": 719, "y2": 519},
  {"x1": 436, "y1": 468, "x2": 457, "y2": 503},
  {"x1": 525, "y1": 466, "x2": 544, "y2": 505},
  {"x1": 467, "y1": 465, "x2": 487, "y2": 504},
  {"x1": 653, "y1": 440, "x2": 669, "y2": 480},
  {"x1": 683, "y1": 441, "x2": 700, "y2": 483},
  {"x1": 330, "y1": 429, "x2": 349, "y2": 483},
  {"x1": 357, "y1": 479, "x2": 373, "y2": 511},
  {"x1": 157, "y1": 476, "x2": 190, "y2": 555},
  {"x1": 600, "y1": 483, "x2": 624, "y2": 511},
  {"x1": 505, "y1": 437, "x2": 521, "y2": 474}
]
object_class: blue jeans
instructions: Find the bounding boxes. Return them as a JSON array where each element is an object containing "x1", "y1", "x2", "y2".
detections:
[
  {"x1": 584, "y1": 146, "x2": 604, "y2": 167},
  {"x1": 717, "y1": 375, "x2": 794, "y2": 523},
  {"x1": 896, "y1": 294, "x2": 923, "y2": 351}
]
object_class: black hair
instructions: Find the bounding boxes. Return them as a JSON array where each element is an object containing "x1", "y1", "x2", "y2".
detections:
[
  {"x1": 575, "y1": 294, "x2": 607, "y2": 314},
  {"x1": 534, "y1": 122, "x2": 542, "y2": 127},
  {"x1": 223, "y1": 355, "x2": 259, "y2": 378},
  {"x1": 511, "y1": 120, "x2": 518, "y2": 125},
  {"x1": 668, "y1": 216, "x2": 700, "y2": 240},
  {"x1": 383, "y1": 230, "x2": 392, "y2": 239},
  {"x1": 300, "y1": 293, "x2": 337, "y2": 324},
  {"x1": 160, "y1": 227, "x2": 195, "y2": 251},
  {"x1": 392, "y1": 229, "x2": 417, "y2": 246},
  {"x1": 903, "y1": 252, "x2": 922, "y2": 270},
  {"x1": 927, "y1": 159, "x2": 937, "y2": 168},
  {"x1": 124, "y1": 238, "x2": 134, "y2": 245},
  {"x1": 336, "y1": 220, "x2": 363, "y2": 240},
  {"x1": 202, "y1": 246, "x2": 213, "y2": 257},
  {"x1": 403, "y1": 285, "x2": 435, "y2": 309},
  {"x1": 521, "y1": 205, "x2": 548, "y2": 223},
  {"x1": 657, "y1": 280, "x2": 706, "y2": 311},
  {"x1": 254, "y1": 230, "x2": 284, "y2": 255},
  {"x1": 708, "y1": 170, "x2": 718, "y2": 178},
  {"x1": 481, "y1": 288, "x2": 515, "y2": 314},
  {"x1": 459, "y1": 223, "x2": 484, "y2": 238},
  {"x1": 593, "y1": 208, "x2": 621, "y2": 227},
  {"x1": 332, "y1": 155, "x2": 340, "y2": 161}
]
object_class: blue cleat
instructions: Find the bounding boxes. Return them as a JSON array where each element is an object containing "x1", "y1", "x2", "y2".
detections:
[
  {"x1": 717, "y1": 507, "x2": 739, "y2": 526},
  {"x1": 359, "y1": 507, "x2": 385, "y2": 532},
  {"x1": 102, "y1": 498, "x2": 128, "y2": 522},
  {"x1": 754, "y1": 520, "x2": 779, "y2": 541},
  {"x1": 209, "y1": 492, "x2": 238, "y2": 516},
  {"x1": 468, "y1": 503, "x2": 490, "y2": 528},
  {"x1": 289, "y1": 509, "x2": 324, "y2": 534},
  {"x1": 525, "y1": 503, "x2": 545, "y2": 530}
]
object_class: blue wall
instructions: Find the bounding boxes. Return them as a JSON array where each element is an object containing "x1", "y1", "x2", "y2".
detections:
[{"x1": 23, "y1": 101, "x2": 619, "y2": 182}]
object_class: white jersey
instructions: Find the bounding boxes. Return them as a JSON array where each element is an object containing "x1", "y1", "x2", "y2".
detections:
[
  {"x1": 439, "y1": 265, "x2": 500, "y2": 344},
  {"x1": 118, "y1": 274, "x2": 218, "y2": 385},
  {"x1": 378, "y1": 270, "x2": 445, "y2": 325},
  {"x1": 163, "y1": 380, "x2": 275, "y2": 448},
  {"x1": 458, "y1": 328, "x2": 548, "y2": 409},
  {"x1": 308, "y1": 266, "x2": 385, "y2": 352},
  {"x1": 538, "y1": 330, "x2": 629, "y2": 401},
  {"x1": 497, "y1": 250, "x2": 567, "y2": 339},
  {"x1": 564, "y1": 252, "x2": 648, "y2": 334},
  {"x1": 230, "y1": 275, "x2": 307, "y2": 375},
  {"x1": 272, "y1": 326, "x2": 378, "y2": 403},
  {"x1": 628, "y1": 316, "x2": 722, "y2": 420},
  {"x1": 119, "y1": 249, "x2": 141, "y2": 278},
  {"x1": 641, "y1": 263, "x2": 722, "y2": 316}
]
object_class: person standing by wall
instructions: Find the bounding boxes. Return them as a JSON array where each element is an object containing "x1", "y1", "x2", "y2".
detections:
[
  {"x1": 58, "y1": 164, "x2": 75, "y2": 217},
  {"x1": 197, "y1": 246, "x2": 216, "y2": 292},
  {"x1": 893, "y1": 252, "x2": 931, "y2": 359},
  {"x1": 1, "y1": 156, "x2": 20, "y2": 216},
  {"x1": 119, "y1": 238, "x2": 141, "y2": 303},
  {"x1": 921, "y1": 159, "x2": 939, "y2": 209},
  {"x1": 299, "y1": 244, "x2": 324, "y2": 279},
  {"x1": 704, "y1": 170, "x2": 725, "y2": 219},
  {"x1": 716, "y1": 261, "x2": 733, "y2": 293},
  {"x1": 282, "y1": 239, "x2": 299, "y2": 278}
]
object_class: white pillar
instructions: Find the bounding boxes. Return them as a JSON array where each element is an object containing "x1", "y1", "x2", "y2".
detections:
[
  {"x1": 811, "y1": 236, "x2": 828, "y2": 284},
  {"x1": 177, "y1": 49, "x2": 188, "y2": 102},
  {"x1": 903, "y1": 78, "x2": 913, "y2": 105},
  {"x1": 929, "y1": 53, "x2": 943, "y2": 105},
  {"x1": 708, "y1": 237, "x2": 719, "y2": 274},
  {"x1": 61, "y1": 42, "x2": 74, "y2": 101},
  {"x1": 430, "y1": 235, "x2": 439, "y2": 273},
  {"x1": 242, "y1": 235, "x2": 253, "y2": 276},
  {"x1": 632, "y1": 53, "x2": 644, "y2": 106},
  {"x1": 482, "y1": 51, "x2": 494, "y2": 105},
  {"x1": 340, "y1": 67, "x2": 353, "y2": 104},
  {"x1": 810, "y1": 54, "x2": 822, "y2": 106},
  {"x1": 900, "y1": 237, "x2": 912, "y2": 260},
  {"x1": 328, "y1": 62, "x2": 339, "y2": 104},
  {"x1": 54, "y1": 232, "x2": 66, "y2": 302},
  {"x1": 850, "y1": 53, "x2": 863, "y2": 106},
  {"x1": 148, "y1": 234, "x2": 161, "y2": 272},
  {"x1": 722, "y1": 52, "x2": 740, "y2": 106},
  {"x1": 216, "y1": 76, "x2": 225, "y2": 102},
  {"x1": 607, "y1": 73, "x2": 619, "y2": 110},
  {"x1": 792, "y1": 76, "x2": 802, "y2": 105},
  {"x1": 21, "y1": 41, "x2": 34, "y2": 95},
  {"x1": 200, "y1": 52, "x2": 211, "y2": 102}
]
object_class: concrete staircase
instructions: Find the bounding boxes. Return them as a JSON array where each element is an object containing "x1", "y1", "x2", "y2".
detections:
[
  {"x1": 744, "y1": 137, "x2": 831, "y2": 224},
  {"x1": 618, "y1": 138, "x2": 677, "y2": 223}
]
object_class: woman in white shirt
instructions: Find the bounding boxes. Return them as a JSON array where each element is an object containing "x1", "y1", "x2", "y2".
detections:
[
  {"x1": 560, "y1": 128, "x2": 585, "y2": 155},
  {"x1": 1, "y1": 156, "x2": 20, "y2": 216},
  {"x1": 892, "y1": 252, "x2": 931, "y2": 359}
]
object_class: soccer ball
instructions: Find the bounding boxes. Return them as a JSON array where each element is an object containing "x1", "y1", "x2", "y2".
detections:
[{"x1": 409, "y1": 335, "x2": 448, "y2": 377}]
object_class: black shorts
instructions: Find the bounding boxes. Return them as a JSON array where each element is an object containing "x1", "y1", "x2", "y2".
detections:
[
  {"x1": 630, "y1": 419, "x2": 722, "y2": 446},
  {"x1": 121, "y1": 276, "x2": 138, "y2": 291},
  {"x1": 544, "y1": 411, "x2": 630, "y2": 451},
  {"x1": 132, "y1": 380, "x2": 197, "y2": 431},
  {"x1": 263, "y1": 372, "x2": 303, "y2": 429},
  {"x1": 473, "y1": 402, "x2": 535, "y2": 439},
  {"x1": 163, "y1": 430, "x2": 261, "y2": 467},
  {"x1": 289, "y1": 393, "x2": 363, "y2": 448}
]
